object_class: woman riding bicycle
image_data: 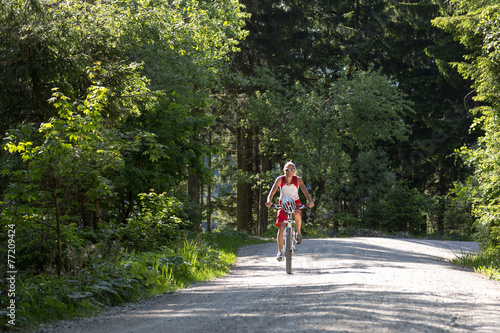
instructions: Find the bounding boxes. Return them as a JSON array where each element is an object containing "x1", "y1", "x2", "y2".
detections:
[{"x1": 265, "y1": 161, "x2": 314, "y2": 261}]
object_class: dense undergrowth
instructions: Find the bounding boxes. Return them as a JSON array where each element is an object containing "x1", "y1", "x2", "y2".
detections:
[{"x1": 0, "y1": 229, "x2": 268, "y2": 332}]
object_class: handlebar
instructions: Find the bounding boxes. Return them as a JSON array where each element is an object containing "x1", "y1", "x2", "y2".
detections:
[{"x1": 271, "y1": 204, "x2": 307, "y2": 210}]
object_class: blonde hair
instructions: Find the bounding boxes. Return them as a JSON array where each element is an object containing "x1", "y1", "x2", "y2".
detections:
[{"x1": 283, "y1": 160, "x2": 296, "y2": 173}]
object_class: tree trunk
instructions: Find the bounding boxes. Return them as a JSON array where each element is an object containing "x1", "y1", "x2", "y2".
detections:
[
  {"x1": 79, "y1": 189, "x2": 94, "y2": 229},
  {"x1": 236, "y1": 126, "x2": 245, "y2": 231},
  {"x1": 93, "y1": 197, "x2": 100, "y2": 230},
  {"x1": 257, "y1": 155, "x2": 270, "y2": 235},
  {"x1": 236, "y1": 126, "x2": 252, "y2": 231},
  {"x1": 188, "y1": 171, "x2": 201, "y2": 231},
  {"x1": 51, "y1": 185, "x2": 63, "y2": 276},
  {"x1": 207, "y1": 182, "x2": 212, "y2": 232},
  {"x1": 436, "y1": 197, "x2": 445, "y2": 235},
  {"x1": 207, "y1": 131, "x2": 212, "y2": 232}
]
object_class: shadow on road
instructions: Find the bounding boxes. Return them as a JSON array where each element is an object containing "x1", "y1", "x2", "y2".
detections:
[
  {"x1": 72, "y1": 238, "x2": 499, "y2": 333},
  {"x1": 122, "y1": 278, "x2": 495, "y2": 333},
  {"x1": 238, "y1": 237, "x2": 478, "y2": 267}
]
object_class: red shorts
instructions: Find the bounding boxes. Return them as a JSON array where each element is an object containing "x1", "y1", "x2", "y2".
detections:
[{"x1": 276, "y1": 199, "x2": 301, "y2": 226}]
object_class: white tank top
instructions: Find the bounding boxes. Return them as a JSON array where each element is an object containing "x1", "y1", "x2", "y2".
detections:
[{"x1": 279, "y1": 176, "x2": 299, "y2": 201}]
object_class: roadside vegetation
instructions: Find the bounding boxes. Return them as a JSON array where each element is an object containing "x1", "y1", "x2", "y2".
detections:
[
  {"x1": 0, "y1": 227, "x2": 268, "y2": 331},
  {"x1": 452, "y1": 253, "x2": 500, "y2": 282}
]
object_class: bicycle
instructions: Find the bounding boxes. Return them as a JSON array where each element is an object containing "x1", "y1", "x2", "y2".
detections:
[{"x1": 272, "y1": 197, "x2": 306, "y2": 274}]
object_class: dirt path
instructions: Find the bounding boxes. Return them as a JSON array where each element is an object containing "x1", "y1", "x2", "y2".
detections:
[{"x1": 41, "y1": 238, "x2": 500, "y2": 332}]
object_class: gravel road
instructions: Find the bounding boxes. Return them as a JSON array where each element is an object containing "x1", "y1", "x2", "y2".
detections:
[{"x1": 40, "y1": 237, "x2": 500, "y2": 333}]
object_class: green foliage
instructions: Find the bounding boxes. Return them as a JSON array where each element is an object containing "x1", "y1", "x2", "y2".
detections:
[
  {"x1": 118, "y1": 191, "x2": 191, "y2": 252},
  {"x1": 1, "y1": 85, "x2": 131, "y2": 273},
  {"x1": 0, "y1": 0, "x2": 248, "y2": 126},
  {"x1": 433, "y1": 0, "x2": 500, "y2": 255},
  {"x1": 348, "y1": 150, "x2": 397, "y2": 206},
  {"x1": 443, "y1": 188, "x2": 475, "y2": 237},
  {"x1": 212, "y1": 67, "x2": 419, "y2": 233},
  {"x1": 362, "y1": 184, "x2": 430, "y2": 234},
  {"x1": 452, "y1": 252, "x2": 500, "y2": 281},
  {"x1": 286, "y1": 71, "x2": 413, "y2": 224},
  {"x1": 1, "y1": 0, "x2": 248, "y2": 278},
  {"x1": 0, "y1": 229, "x2": 258, "y2": 330}
]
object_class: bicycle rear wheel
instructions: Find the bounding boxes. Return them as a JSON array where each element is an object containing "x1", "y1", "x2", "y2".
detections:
[{"x1": 285, "y1": 227, "x2": 292, "y2": 274}]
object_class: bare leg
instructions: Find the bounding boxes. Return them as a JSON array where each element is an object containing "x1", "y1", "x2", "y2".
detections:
[
  {"x1": 277, "y1": 223, "x2": 284, "y2": 252},
  {"x1": 294, "y1": 209, "x2": 302, "y2": 234}
]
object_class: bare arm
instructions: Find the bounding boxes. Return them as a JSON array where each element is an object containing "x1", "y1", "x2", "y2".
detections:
[
  {"x1": 298, "y1": 177, "x2": 315, "y2": 208},
  {"x1": 265, "y1": 177, "x2": 282, "y2": 207}
]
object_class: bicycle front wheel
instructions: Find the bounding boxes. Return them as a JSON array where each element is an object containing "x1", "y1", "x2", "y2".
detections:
[{"x1": 285, "y1": 227, "x2": 292, "y2": 274}]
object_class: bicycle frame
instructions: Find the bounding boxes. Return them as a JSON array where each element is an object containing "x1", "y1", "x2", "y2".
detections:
[{"x1": 273, "y1": 203, "x2": 304, "y2": 274}]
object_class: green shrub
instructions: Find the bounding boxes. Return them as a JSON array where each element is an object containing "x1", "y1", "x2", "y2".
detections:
[
  {"x1": 362, "y1": 184, "x2": 429, "y2": 234},
  {"x1": 117, "y1": 191, "x2": 190, "y2": 252}
]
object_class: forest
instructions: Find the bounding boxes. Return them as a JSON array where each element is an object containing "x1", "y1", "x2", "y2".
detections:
[{"x1": 1, "y1": 0, "x2": 500, "y2": 328}]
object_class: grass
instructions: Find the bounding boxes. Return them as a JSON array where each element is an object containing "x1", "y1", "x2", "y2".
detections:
[
  {"x1": 0, "y1": 229, "x2": 268, "y2": 332},
  {"x1": 451, "y1": 252, "x2": 500, "y2": 281}
]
